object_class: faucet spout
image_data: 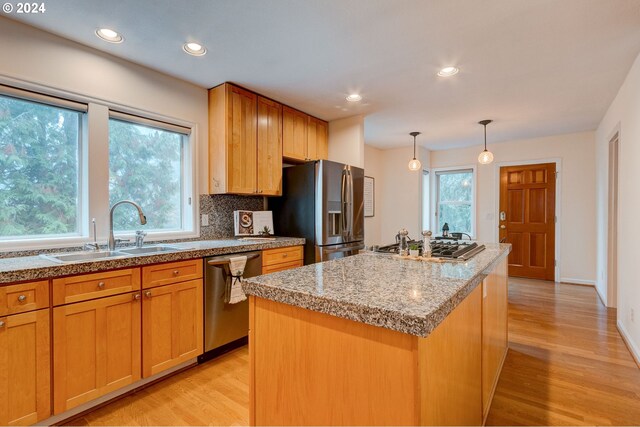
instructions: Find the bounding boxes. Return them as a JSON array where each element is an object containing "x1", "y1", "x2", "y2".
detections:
[{"x1": 108, "y1": 200, "x2": 147, "y2": 251}]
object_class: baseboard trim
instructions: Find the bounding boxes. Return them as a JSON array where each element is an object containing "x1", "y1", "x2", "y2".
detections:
[
  {"x1": 560, "y1": 277, "x2": 596, "y2": 286},
  {"x1": 594, "y1": 284, "x2": 608, "y2": 308},
  {"x1": 617, "y1": 320, "x2": 640, "y2": 369}
]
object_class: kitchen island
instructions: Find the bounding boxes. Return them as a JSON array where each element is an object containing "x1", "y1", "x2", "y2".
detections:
[{"x1": 242, "y1": 243, "x2": 511, "y2": 426}]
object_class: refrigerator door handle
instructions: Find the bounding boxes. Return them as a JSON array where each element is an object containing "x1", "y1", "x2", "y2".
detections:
[{"x1": 341, "y1": 169, "x2": 348, "y2": 235}]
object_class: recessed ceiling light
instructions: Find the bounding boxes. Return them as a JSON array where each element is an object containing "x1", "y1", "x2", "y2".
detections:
[
  {"x1": 437, "y1": 66, "x2": 459, "y2": 77},
  {"x1": 95, "y1": 28, "x2": 123, "y2": 43},
  {"x1": 346, "y1": 94, "x2": 362, "y2": 102},
  {"x1": 183, "y1": 42, "x2": 207, "y2": 56}
]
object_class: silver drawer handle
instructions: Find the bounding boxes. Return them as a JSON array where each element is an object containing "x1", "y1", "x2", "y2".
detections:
[
  {"x1": 97, "y1": 281, "x2": 105, "y2": 289},
  {"x1": 144, "y1": 291, "x2": 152, "y2": 298},
  {"x1": 133, "y1": 293, "x2": 141, "y2": 301},
  {"x1": 173, "y1": 270, "x2": 179, "y2": 275},
  {"x1": 0, "y1": 320, "x2": 4, "y2": 328},
  {"x1": 17, "y1": 295, "x2": 27, "y2": 303}
]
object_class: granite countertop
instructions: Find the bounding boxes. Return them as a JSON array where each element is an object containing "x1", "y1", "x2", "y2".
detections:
[
  {"x1": 243, "y1": 243, "x2": 511, "y2": 337},
  {"x1": 0, "y1": 237, "x2": 305, "y2": 284}
]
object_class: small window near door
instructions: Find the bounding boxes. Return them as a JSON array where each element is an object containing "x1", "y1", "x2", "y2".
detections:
[{"x1": 435, "y1": 169, "x2": 474, "y2": 236}]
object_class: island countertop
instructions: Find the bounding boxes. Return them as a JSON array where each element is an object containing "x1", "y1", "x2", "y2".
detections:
[{"x1": 242, "y1": 243, "x2": 511, "y2": 337}]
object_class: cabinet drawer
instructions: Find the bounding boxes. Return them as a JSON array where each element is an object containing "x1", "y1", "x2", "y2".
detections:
[
  {"x1": 142, "y1": 259, "x2": 203, "y2": 289},
  {"x1": 262, "y1": 246, "x2": 303, "y2": 267},
  {"x1": 52, "y1": 268, "x2": 140, "y2": 306},
  {"x1": 262, "y1": 259, "x2": 303, "y2": 274},
  {"x1": 0, "y1": 280, "x2": 49, "y2": 316}
]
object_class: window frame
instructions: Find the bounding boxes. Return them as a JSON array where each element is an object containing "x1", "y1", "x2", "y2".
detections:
[
  {"x1": 0, "y1": 82, "x2": 198, "y2": 251},
  {"x1": 431, "y1": 165, "x2": 477, "y2": 239}
]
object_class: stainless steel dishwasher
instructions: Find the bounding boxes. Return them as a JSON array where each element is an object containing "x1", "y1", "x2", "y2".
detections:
[{"x1": 198, "y1": 250, "x2": 262, "y2": 362}]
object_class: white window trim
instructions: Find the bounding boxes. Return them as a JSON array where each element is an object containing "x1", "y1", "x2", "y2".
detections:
[
  {"x1": 430, "y1": 165, "x2": 477, "y2": 239},
  {"x1": 421, "y1": 169, "x2": 431, "y2": 233},
  {"x1": 0, "y1": 79, "x2": 199, "y2": 252}
]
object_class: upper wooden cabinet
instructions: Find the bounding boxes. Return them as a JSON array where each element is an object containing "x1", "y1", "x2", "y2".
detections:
[
  {"x1": 282, "y1": 106, "x2": 308, "y2": 161},
  {"x1": 283, "y1": 107, "x2": 328, "y2": 162},
  {"x1": 257, "y1": 97, "x2": 283, "y2": 196},
  {"x1": 209, "y1": 84, "x2": 258, "y2": 195}
]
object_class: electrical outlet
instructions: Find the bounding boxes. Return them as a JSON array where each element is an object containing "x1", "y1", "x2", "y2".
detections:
[{"x1": 201, "y1": 214, "x2": 209, "y2": 227}]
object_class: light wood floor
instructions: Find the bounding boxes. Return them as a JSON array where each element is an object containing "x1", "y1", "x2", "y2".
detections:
[
  {"x1": 486, "y1": 277, "x2": 640, "y2": 426},
  {"x1": 66, "y1": 278, "x2": 640, "y2": 426}
]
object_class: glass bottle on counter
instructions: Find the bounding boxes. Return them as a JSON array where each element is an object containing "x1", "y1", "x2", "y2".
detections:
[
  {"x1": 398, "y1": 228, "x2": 409, "y2": 256},
  {"x1": 422, "y1": 230, "x2": 432, "y2": 258}
]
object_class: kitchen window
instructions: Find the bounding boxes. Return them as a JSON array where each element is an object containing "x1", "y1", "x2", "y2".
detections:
[
  {"x1": 0, "y1": 90, "x2": 85, "y2": 241},
  {"x1": 108, "y1": 114, "x2": 192, "y2": 233},
  {"x1": 0, "y1": 84, "x2": 196, "y2": 250},
  {"x1": 434, "y1": 168, "x2": 475, "y2": 237}
]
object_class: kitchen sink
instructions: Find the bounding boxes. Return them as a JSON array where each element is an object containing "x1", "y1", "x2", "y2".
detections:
[
  {"x1": 117, "y1": 244, "x2": 185, "y2": 255},
  {"x1": 40, "y1": 250, "x2": 128, "y2": 264}
]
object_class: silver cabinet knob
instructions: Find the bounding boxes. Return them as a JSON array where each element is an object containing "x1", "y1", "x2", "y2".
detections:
[
  {"x1": 283, "y1": 253, "x2": 288, "y2": 258},
  {"x1": 17, "y1": 295, "x2": 26, "y2": 303},
  {"x1": 173, "y1": 270, "x2": 179, "y2": 276},
  {"x1": 133, "y1": 293, "x2": 141, "y2": 301},
  {"x1": 0, "y1": 320, "x2": 5, "y2": 328},
  {"x1": 97, "y1": 281, "x2": 105, "y2": 289},
  {"x1": 144, "y1": 291, "x2": 152, "y2": 298}
]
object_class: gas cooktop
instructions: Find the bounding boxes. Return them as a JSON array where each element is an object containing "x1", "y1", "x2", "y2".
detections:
[{"x1": 374, "y1": 240, "x2": 486, "y2": 261}]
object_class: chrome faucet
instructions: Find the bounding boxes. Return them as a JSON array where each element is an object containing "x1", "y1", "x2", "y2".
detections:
[{"x1": 108, "y1": 200, "x2": 147, "y2": 251}]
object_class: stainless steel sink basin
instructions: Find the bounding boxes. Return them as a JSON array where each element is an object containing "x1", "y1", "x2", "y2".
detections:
[
  {"x1": 117, "y1": 244, "x2": 184, "y2": 255},
  {"x1": 40, "y1": 250, "x2": 128, "y2": 264}
]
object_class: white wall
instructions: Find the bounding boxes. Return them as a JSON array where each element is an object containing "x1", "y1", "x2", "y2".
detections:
[
  {"x1": 596, "y1": 50, "x2": 640, "y2": 360},
  {"x1": 363, "y1": 144, "x2": 430, "y2": 245},
  {"x1": 328, "y1": 115, "x2": 365, "y2": 168},
  {"x1": 364, "y1": 145, "x2": 383, "y2": 246},
  {"x1": 0, "y1": 17, "x2": 209, "y2": 192},
  {"x1": 430, "y1": 131, "x2": 596, "y2": 285}
]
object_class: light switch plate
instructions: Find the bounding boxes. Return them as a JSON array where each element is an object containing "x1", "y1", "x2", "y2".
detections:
[{"x1": 201, "y1": 214, "x2": 209, "y2": 226}]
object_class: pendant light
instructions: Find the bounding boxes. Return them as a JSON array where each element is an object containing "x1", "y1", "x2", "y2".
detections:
[
  {"x1": 478, "y1": 119, "x2": 494, "y2": 165},
  {"x1": 408, "y1": 131, "x2": 422, "y2": 171}
]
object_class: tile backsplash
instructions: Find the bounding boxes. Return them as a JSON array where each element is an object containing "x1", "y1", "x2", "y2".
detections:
[{"x1": 199, "y1": 194, "x2": 265, "y2": 239}]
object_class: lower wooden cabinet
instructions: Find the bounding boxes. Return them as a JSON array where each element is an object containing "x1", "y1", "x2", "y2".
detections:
[
  {"x1": 0, "y1": 309, "x2": 50, "y2": 426},
  {"x1": 482, "y1": 258, "x2": 509, "y2": 419},
  {"x1": 262, "y1": 246, "x2": 304, "y2": 274},
  {"x1": 53, "y1": 292, "x2": 141, "y2": 414},
  {"x1": 142, "y1": 279, "x2": 203, "y2": 377}
]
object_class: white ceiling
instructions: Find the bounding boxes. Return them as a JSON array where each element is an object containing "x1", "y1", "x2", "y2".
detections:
[{"x1": 8, "y1": 0, "x2": 640, "y2": 149}]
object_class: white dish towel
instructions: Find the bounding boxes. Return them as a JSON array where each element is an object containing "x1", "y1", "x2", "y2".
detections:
[{"x1": 228, "y1": 255, "x2": 248, "y2": 304}]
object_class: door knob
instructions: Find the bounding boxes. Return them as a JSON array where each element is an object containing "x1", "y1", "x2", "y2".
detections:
[{"x1": 500, "y1": 225, "x2": 506, "y2": 229}]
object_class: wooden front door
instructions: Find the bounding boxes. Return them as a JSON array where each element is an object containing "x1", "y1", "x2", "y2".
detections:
[{"x1": 499, "y1": 163, "x2": 556, "y2": 280}]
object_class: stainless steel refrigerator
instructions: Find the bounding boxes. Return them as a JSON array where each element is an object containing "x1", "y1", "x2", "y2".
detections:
[{"x1": 269, "y1": 160, "x2": 364, "y2": 264}]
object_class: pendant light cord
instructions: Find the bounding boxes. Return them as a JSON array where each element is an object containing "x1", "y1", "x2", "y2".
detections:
[
  {"x1": 413, "y1": 134, "x2": 417, "y2": 158},
  {"x1": 484, "y1": 124, "x2": 487, "y2": 151}
]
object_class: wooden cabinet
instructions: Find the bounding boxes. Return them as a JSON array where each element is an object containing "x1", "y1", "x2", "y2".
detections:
[
  {"x1": 209, "y1": 83, "x2": 281, "y2": 195},
  {"x1": 262, "y1": 246, "x2": 304, "y2": 274},
  {"x1": 0, "y1": 308, "x2": 50, "y2": 426},
  {"x1": 52, "y1": 268, "x2": 140, "y2": 306},
  {"x1": 482, "y1": 257, "x2": 509, "y2": 420},
  {"x1": 141, "y1": 259, "x2": 202, "y2": 289},
  {"x1": 53, "y1": 292, "x2": 141, "y2": 414},
  {"x1": 257, "y1": 96, "x2": 283, "y2": 195},
  {"x1": 283, "y1": 108, "x2": 328, "y2": 162},
  {"x1": 0, "y1": 280, "x2": 48, "y2": 316},
  {"x1": 142, "y1": 279, "x2": 203, "y2": 377},
  {"x1": 282, "y1": 106, "x2": 308, "y2": 161}
]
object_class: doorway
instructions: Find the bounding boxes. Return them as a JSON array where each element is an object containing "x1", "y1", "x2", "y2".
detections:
[
  {"x1": 499, "y1": 163, "x2": 556, "y2": 281},
  {"x1": 607, "y1": 134, "x2": 619, "y2": 307}
]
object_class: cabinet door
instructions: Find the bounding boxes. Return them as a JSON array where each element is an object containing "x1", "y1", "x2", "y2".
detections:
[
  {"x1": 0, "y1": 309, "x2": 50, "y2": 426},
  {"x1": 316, "y1": 119, "x2": 328, "y2": 160},
  {"x1": 142, "y1": 279, "x2": 203, "y2": 377},
  {"x1": 53, "y1": 293, "x2": 141, "y2": 414},
  {"x1": 257, "y1": 97, "x2": 283, "y2": 196},
  {"x1": 282, "y1": 106, "x2": 308, "y2": 161},
  {"x1": 227, "y1": 84, "x2": 257, "y2": 194},
  {"x1": 481, "y1": 258, "x2": 508, "y2": 418},
  {"x1": 307, "y1": 116, "x2": 318, "y2": 161}
]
